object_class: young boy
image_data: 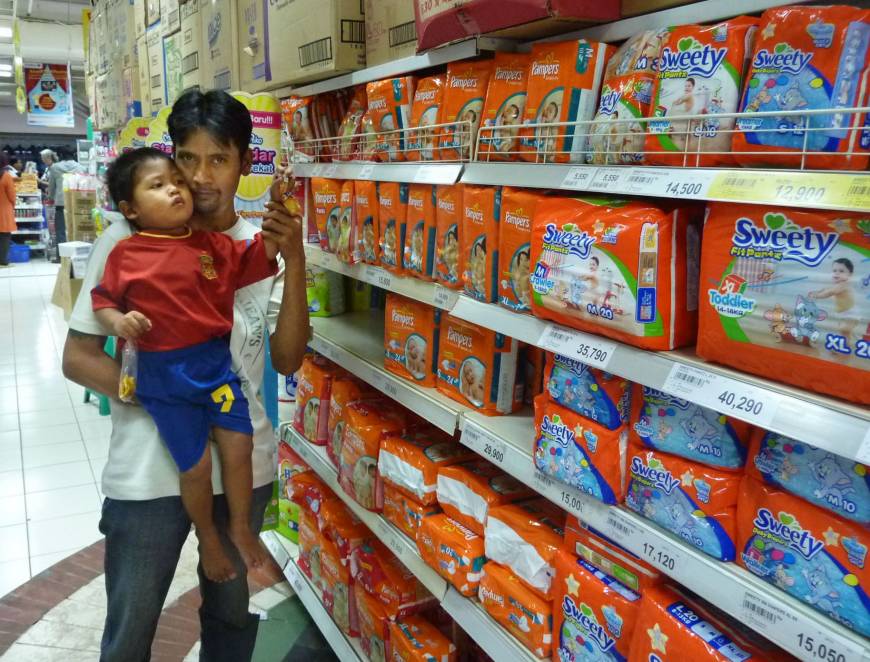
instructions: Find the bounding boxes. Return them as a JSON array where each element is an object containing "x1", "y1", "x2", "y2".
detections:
[{"x1": 92, "y1": 147, "x2": 278, "y2": 582}]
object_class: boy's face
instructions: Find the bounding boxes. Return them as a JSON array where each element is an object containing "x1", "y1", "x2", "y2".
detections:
[
  {"x1": 174, "y1": 128, "x2": 251, "y2": 218},
  {"x1": 122, "y1": 158, "x2": 193, "y2": 229}
]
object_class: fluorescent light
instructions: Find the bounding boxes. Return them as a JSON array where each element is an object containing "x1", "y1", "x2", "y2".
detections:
[
  {"x1": 0, "y1": 27, "x2": 11, "y2": 39},
  {"x1": 0, "y1": 71, "x2": 11, "y2": 78},
  {"x1": 0, "y1": 64, "x2": 11, "y2": 70}
]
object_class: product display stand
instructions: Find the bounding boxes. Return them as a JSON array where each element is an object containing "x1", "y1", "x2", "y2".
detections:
[{"x1": 13, "y1": 193, "x2": 47, "y2": 255}]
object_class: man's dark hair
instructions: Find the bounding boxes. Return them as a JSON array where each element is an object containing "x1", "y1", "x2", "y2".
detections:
[
  {"x1": 105, "y1": 147, "x2": 173, "y2": 210},
  {"x1": 168, "y1": 90, "x2": 252, "y2": 157},
  {"x1": 56, "y1": 148, "x2": 72, "y2": 160}
]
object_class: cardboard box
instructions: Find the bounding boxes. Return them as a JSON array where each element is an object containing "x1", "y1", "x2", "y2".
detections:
[
  {"x1": 91, "y1": 3, "x2": 110, "y2": 75},
  {"x1": 180, "y1": 0, "x2": 202, "y2": 91},
  {"x1": 237, "y1": 0, "x2": 269, "y2": 93},
  {"x1": 266, "y1": 0, "x2": 365, "y2": 86},
  {"x1": 146, "y1": 23, "x2": 166, "y2": 115},
  {"x1": 163, "y1": 31, "x2": 184, "y2": 106},
  {"x1": 146, "y1": 0, "x2": 160, "y2": 26},
  {"x1": 364, "y1": 0, "x2": 417, "y2": 68},
  {"x1": 123, "y1": 64, "x2": 143, "y2": 119},
  {"x1": 134, "y1": 0, "x2": 146, "y2": 38},
  {"x1": 51, "y1": 258, "x2": 83, "y2": 321},
  {"x1": 71, "y1": 256, "x2": 90, "y2": 280},
  {"x1": 199, "y1": 0, "x2": 239, "y2": 91},
  {"x1": 66, "y1": 188, "x2": 98, "y2": 243},
  {"x1": 95, "y1": 67, "x2": 124, "y2": 130},
  {"x1": 58, "y1": 241, "x2": 94, "y2": 259},
  {"x1": 136, "y1": 34, "x2": 152, "y2": 115},
  {"x1": 413, "y1": 0, "x2": 620, "y2": 50},
  {"x1": 621, "y1": 0, "x2": 695, "y2": 16},
  {"x1": 161, "y1": 0, "x2": 180, "y2": 35}
]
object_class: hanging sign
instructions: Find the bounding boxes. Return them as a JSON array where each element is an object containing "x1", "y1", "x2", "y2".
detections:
[{"x1": 25, "y1": 64, "x2": 74, "y2": 127}]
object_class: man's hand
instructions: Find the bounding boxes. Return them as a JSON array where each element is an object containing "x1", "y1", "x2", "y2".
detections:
[
  {"x1": 114, "y1": 311, "x2": 152, "y2": 340},
  {"x1": 261, "y1": 200, "x2": 303, "y2": 261}
]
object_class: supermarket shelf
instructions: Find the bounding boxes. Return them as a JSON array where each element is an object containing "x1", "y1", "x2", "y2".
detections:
[
  {"x1": 458, "y1": 412, "x2": 870, "y2": 662},
  {"x1": 12, "y1": 230, "x2": 40, "y2": 235},
  {"x1": 293, "y1": 162, "x2": 462, "y2": 186},
  {"x1": 310, "y1": 311, "x2": 468, "y2": 434},
  {"x1": 15, "y1": 192, "x2": 40, "y2": 198},
  {"x1": 15, "y1": 218, "x2": 42, "y2": 223}
]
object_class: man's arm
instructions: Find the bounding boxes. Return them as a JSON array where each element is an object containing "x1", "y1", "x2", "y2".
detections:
[{"x1": 62, "y1": 329, "x2": 122, "y2": 398}]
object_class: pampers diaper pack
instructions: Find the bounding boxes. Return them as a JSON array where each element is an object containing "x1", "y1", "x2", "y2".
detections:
[
  {"x1": 738, "y1": 477, "x2": 870, "y2": 637},
  {"x1": 646, "y1": 17, "x2": 758, "y2": 167},
  {"x1": 337, "y1": 181, "x2": 357, "y2": 263},
  {"x1": 530, "y1": 196, "x2": 701, "y2": 351},
  {"x1": 439, "y1": 59, "x2": 493, "y2": 161},
  {"x1": 748, "y1": 428, "x2": 870, "y2": 526},
  {"x1": 389, "y1": 615, "x2": 457, "y2": 662},
  {"x1": 319, "y1": 499, "x2": 368, "y2": 565},
  {"x1": 460, "y1": 184, "x2": 502, "y2": 303},
  {"x1": 351, "y1": 539, "x2": 432, "y2": 618},
  {"x1": 545, "y1": 352, "x2": 631, "y2": 431},
  {"x1": 311, "y1": 178, "x2": 343, "y2": 253},
  {"x1": 406, "y1": 75, "x2": 444, "y2": 161},
  {"x1": 383, "y1": 484, "x2": 441, "y2": 539},
  {"x1": 416, "y1": 513, "x2": 487, "y2": 596},
  {"x1": 630, "y1": 384, "x2": 750, "y2": 469},
  {"x1": 355, "y1": 588, "x2": 391, "y2": 662},
  {"x1": 498, "y1": 187, "x2": 540, "y2": 314},
  {"x1": 534, "y1": 394, "x2": 627, "y2": 505},
  {"x1": 384, "y1": 293, "x2": 441, "y2": 387},
  {"x1": 321, "y1": 534, "x2": 359, "y2": 637},
  {"x1": 625, "y1": 445, "x2": 741, "y2": 561},
  {"x1": 478, "y1": 52, "x2": 530, "y2": 161},
  {"x1": 294, "y1": 354, "x2": 339, "y2": 445},
  {"x1": 404, "y1": 185, "x2": 437, "y2": 279},
  {"x1": 378, "y1": 181, "x2": 409, "y2": 273},
  {"x1": 327, "y1": 376, "x2": 379, "y2": 469},
  {"x1": 434, "y1": 184, "x2": 463, "y2": 289},
  {"x1": 697, "y1": 202, "x2": 870, "y2": 404},
  {"x1": 297, "y1": 508, "x2": 325, "y2": 589},
  {"x1": 364, "y1": 77, "x2": 416, "y2": 161},
  {"x1": 553, "y1": 549, "x2": 641, "y2": 662},
  {"x1": 355, "y1": 180, "x2": 380, "y2": 265},
  {"x1": 735, "y1": 5, "x2": 870, "y2": 170},
  {"x1": 436, "y1": 314, "x2": 521, "y2": 415},
  {"x1": 521, "y1": 39, "x2": 614, "y2": 164}
]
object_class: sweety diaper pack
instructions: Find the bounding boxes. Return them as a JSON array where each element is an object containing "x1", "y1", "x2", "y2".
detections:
[
  {"x1": 384, "y1": 293, "x2": 441, "y2": 387},
  {"x1": 460, "y1": 184, "x2": 502, "y2": 303},
  {"x1": 416, "y1": 512, "x2": 487, "y2": 596},
  {"x1": 378, "y1": 182, "x2": 409, "y2": 273},
  {"x1": 545, "y1": 352, "x2": 631, "y2": 430},
  {"x1": 478, "y1": 52, "x2": 530, "y2": 161},
  {"x1": 383, "y1": 484, "x2": 441, "y2": 539},
  {"x1": 403, "y1": 184, "x2": 437, "y2": 279},
  {"x1": 697, "y1": 202, "x2": 870, "y2": 404},
  {"x1": 354, "y1": 180, "x2": 380, "y2": 265},
  {"x1": 434, "y1": 184, "x2": 463, "y2": 289},
  {"x1": 311, "y1": 178, "x2": 343, "y2": 253},
  {"x1": 406, "y1": 75, "x2": 444, "y2": 161},
  {"x1": 498, "y1": 187, "x2": 541, "y2": 314}
]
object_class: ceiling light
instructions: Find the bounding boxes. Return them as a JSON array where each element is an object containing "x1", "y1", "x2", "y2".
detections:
[
  {"x1": 0, "y1": 63, "x2": 11, "y2": 70},
  {"x1": 0, "y1": 27, "x2": 12, "y2": 39},
  {"x1": 0, "y1": 71, "x2": 11, "y2": 78}
]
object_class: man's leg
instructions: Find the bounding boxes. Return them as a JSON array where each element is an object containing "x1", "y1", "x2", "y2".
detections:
[
  {"x1": 99, "y1": 496, "x2": 192, "y2": 662},
  {"x1": 55, "y1": 205, "x2": 66, "y2": 244},
  {"x1": 198, "y1": 482, "x2": 272, "y2": 662}
]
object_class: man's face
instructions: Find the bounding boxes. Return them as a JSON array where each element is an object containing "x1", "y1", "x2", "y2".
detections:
[{"x1": 173, "y1": 128, "x2": 251, "y2": 217}]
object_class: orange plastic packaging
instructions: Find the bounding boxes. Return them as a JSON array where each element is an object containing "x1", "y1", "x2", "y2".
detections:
[
  {"x1": 389, "y1": 615, "x2": 457, "y2": 662},
  {"x1": 521, "y1": 344, "x2": 546, "y2": 406},
  {"x1": 336, "y1": 180, "x2": 356, "y2": 263},
  {"x1": 379, "y1": 427, "x2": 474, "y2": 505},
  {"x1": 498, "y1": 187, "x2": 541, "y2": 314},
  {"x1": 293, "y1": 354, "x2": 340, "y2": 445},
  {"x1": 553, "y1": 549, "x2": 641, "y2": 662},
  {"x1": 318, "y1": 498, "x2": 369, "y2": 563},
  {"x1": 735, "y1": 5, "x2": 870, "y2": 170},
  {"x1": 520, "y1": 40, "x2": 614, "y2": 163},
  {"x1": 339, "y1": 400, "x2": 407, "y2": 511},
  {"x1": 434, "y1": 184, "x2": 464, "y2": 289},
  {"x1": 281, "y1": 96, "x2": 316, "y2": 157},
  {"x1": 435, "y1": 458, "x2": 534, "y2": 535},
  {"x1": 364, "y1": 77, "x2": 416, "y2": 162},
  {"x1": 404, "y1": 185, "x2": 437, "y2": 279},
  {"x1": 478, "y1": 562, "x2": 553, "y2": 658},
  {"x1": 378, "y1": 181, "x2": 409, "y2": 273},
  {"x1": 321, "y1": 534, "x2": 359, "y2": 637},
  {"x1": 545, "y1": 352, "x2": 631, "y2": 431},
  {"x1": 439, "y1": 59, "x2": 494, "y2": 161},
  {"x1": 355, "y1": 180, "x2": 380, "y2": 265},
  {"x1": 530, "y1": 196, "x2": 702, "y2": 351},
  {"x1": 310, "y1": 178, "x2": 343, "y2": 253},
  {"x1": 478, "y1": 52, "x2": 531, "y2": 161},
  {"x1": 484, "y1": 498, "x2": 566, "y2": 598},
  {"x1": 436, "y1": 314, "x2": 521, "y2": 415},
  {"x1": 289, "y1": 471, "x2": 338, "y2": 519},
  {"x1": 383, "y1": 484, "x2": 441, "y2": 539},
  {"x1": 297, "y1": 508, "x2": 325, "y2": 588},
  {"x1": 406, "y1": 75, "x2": 444, "y2": 161},
  {"x1": 625, "y1": 444, "x2": 741, "y2": 561},
  {"x1": 416, "y1": 513, "x2": 486, "y2": 596},
  {"x1": 355, "y1": 588, "x2": 391, "y2": 662},
  {"x1": 351, "y1": 539, "x2": 434, "y2": 618},
  {"x1": 384, "y1": 293, "x2": 441, "y2": 387},
  {"x1": 460, "y1": 184, "x2": 501, "y2": 303},
  {"x1": 327, "y1": 375, "x2": 380, "y2": 469}
]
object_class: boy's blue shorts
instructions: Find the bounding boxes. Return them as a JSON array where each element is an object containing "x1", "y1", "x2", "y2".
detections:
[{"x1": 136, "y1": 338, "x2": 253, "y2": 473}]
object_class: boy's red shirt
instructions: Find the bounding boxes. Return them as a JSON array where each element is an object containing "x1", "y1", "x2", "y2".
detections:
[{"x1": 91, "y1": 229, "x2": 278, "y2": 352}]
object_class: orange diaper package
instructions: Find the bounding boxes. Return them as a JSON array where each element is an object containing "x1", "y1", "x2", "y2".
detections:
[
  {"x1": 436, "y1": 458, "x2": 534, "y2": 535},
  {"x1": 404, "y1": 185, "x2": 437, "y2": 279},
  {"x1": 460, "y1": 184, "x2": 501, "y2": 303},
  {"x1": 478, "y1": 52, "x2": 531, "y2": 162},
  {"x1": 297, "y1": 507, "x2": 325, "y2": 589},
  {"x1": 336, "y1": 180, "x2": 357, "y2": 263},
  {"x1": 379, "y1": 427, "x2": 474, "y2": 505},
  {"x1": 553, "y1": 549, "x2": 642, "y2": 662},
  {"x1": 364, "y1": 77, "x2": 416, "y2": 161},
  {"x1": 520, "y1": 39, "x2": 614, "y2": 163},
  {"x1": 383, "y1": 484, "x2": 441, "y2": 539},
  {"x1": 416, "y1": 513, "x2": 487, "y2": 597},
  {"x1": 478, "y1": 562, "x2": 553, "y2": 658},
  {"x1": 436, "y1": 314, "x2": 521, "y2": 415},
  {"x1": 439, "y1": 59, "x2": 494, "y2": 161},
  {"x1": 281, "y1": 96, "x2": 316, "y2": 157},
  {"x1": 355, "y1": 587, "x2": 391, "y2": 662},
  {"x1": 351, "y1": 539, "x2": 434, "y2": 618},
  {"x1": 327, "y1": 375, "x2": 380, "y2": 469},
  {"x1": 321, "y1": 534, "x2": 359, "y2": 637},
  {"x1": 434, "y1": 184, "x2": 464, "y2": 289},
  {"x1": 406, "y1": 75, "x2": 444, "y2": 161},
  {"x1": 378, "y1": 181, "x2": 409, "y2": 273},
  {"x1": 484, "y1": 498, "x2": 566, "y2": 598},
  {"x1": 311, "y1": 178, "x2": 343, "y2": 253},
  {"x1": 289, "y1": 471, "x2": 340, "y2": 521},
  {"x1": 384, "y1": 293, "x2": 441, "y2": 387},
  {"x1": 336, "y1": 86, "x2": 367, "y2": 162},
  {"x1": 318, "y1": 498, "x2": 370, "y2": 564},
  {"x1": 699, "y1": 202, "x2": 870, "y2": 404},
  {"x1": 521, "y1": 344, "x2": 546, "y2": 406},
  {"x1": 530, "y1": 196, "x2": 702, "y2": 351},
  {"x1": 498, "y1": 187, "x2": 542, "y2": 313},
  {"x1": 293, "y1": 354, "x2": 340, "y2": 445},
  {"x1": 355, "y1": 180, "x2": 380, "y2": 265},
  {"x1": 338, "y1": 400, "x2": 407, "y2": 511},
  {"x1": 390, "y1": 615, "x2": 457, "y2": 662}
]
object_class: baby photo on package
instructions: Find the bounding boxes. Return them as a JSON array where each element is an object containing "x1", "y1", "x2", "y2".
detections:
[
  {"x1": 439, "y1": 59, "x2": 493, "y2": 161},
  {"x1": 406, "y1": 75, "x2": 444, "y2": 161},
  {"x1": 327, "y1": 375, "x2": 379, "y2": 469},
  {"x1": 378, "y1": 181, "x2": 409, "y2": 273},
  {"x1": 384, "y1": 293, "x2": 440, "y2": 387},
  {"x1": 498, "y1": 187, "x2": 541, "y2": 314},
  {"x1": 311, "y1": 178, "x2": 343, "y2": 254},
  {"x1": 281, "y1": 96, "x2": 316, "y2": 157},
  {"x1": 293, "y1": 354, "x2": 339, "y2": 445},
  {"x1": 461, "y1": 184, "x2": 502, "y2": 303},
  {"x1": 434, "y1": 184, "x2": 463, "y2": 289},
  {"x1": 416, "y1": 512, "x2": 486, "y2": 597},
  {"x1": 364, "y1": 76, "x2": 416, "y2": 161},
  {"x1": 354, "y1": 180, "x2": 379, "y2": 265},
  {"x1": 478, "y1": 52, "x2": 530, "y2": 161},
  {"x1": 403, "y1": 185, "x2": 437, "y2": 279},
  {"x1": 337, "y1": 180, "x2": 357, "y2": 263},
  {"x1": 545, "y1": 352, "x2": 631, "y2": 430}
]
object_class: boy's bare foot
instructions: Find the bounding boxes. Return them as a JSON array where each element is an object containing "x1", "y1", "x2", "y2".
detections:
[
  {"x1": 229, "y1": 524, "x2": 269, "y2": 570},
  {"x1": 199, "y1": 533, "x2": 237, "y2": 583}
]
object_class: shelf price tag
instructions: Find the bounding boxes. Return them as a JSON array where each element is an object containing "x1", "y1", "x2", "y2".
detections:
[
  {"x1": 358, "y1": 163, "x2": 375, "y2": 179},
  {"x1": 263, "y1": 533, "x2": 289, "y2": 569},
  {"x1": 373, "y1": 373, "x2": 400, "y2": 399},
  {"x1": 856, "y1": 427, "x2": 870, "y2": 465},
  {"x1": 377, "y1": 520, "x2": 408, "y2": 559},
  {"x1": 537, "y1": 324, "x2": 615, "y2": 370},
  {"x1": 323, "y1": 163, "x2": 339, "y2": 178},
  {"x1": 561, "y1": 167, "x2": 597, "y2": 190},
  {"x1": 414, "y1": 165, "x2": 441, "y2": 183},
  {"x1": 286, "y1": 564, "x2": 306, "y2": 595},
  {"x1": 433, "y1": 285, "x2": 459, "y2": 310},
  {"x1": 462, "y1": 421, "x2": 508, "y2": 467},
  {"x1": 588, "y1": 167, "x2": 629, "y2": 192},
  {"x1": 364, "y1": 265, "x2": 393, "y2": 290}
]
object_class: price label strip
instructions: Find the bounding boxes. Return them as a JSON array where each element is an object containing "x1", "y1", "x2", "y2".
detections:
[
  {"x1": 461, "y1": 421, "x2": 508, "y2": 467},
  {"x1": 433, "y1": 284, "x2": 459, "y2": 310},
  {"x1": 262, "y1": 533, "x2": 290, "y2": 569},
  {"x1": 857, "y1": 427, "x2": 870, "y2": 465},
  {"x1": 538, "y1": 324, "x2": 616, "y2": 370},
  {"x1": 285, "y1": 562, "x2": 306, "y2": 596},
  {"x1": 358, "y1": 163, "x2": 375, "y2": 179},
  {"x1": 377, "y1": 520, "x2": 408, "y2": 559},
  {"x1": 708, "y1": 170, "x2": 866, "y2": 212},
  {"x1": 561, "y1": 166, "x2": 598, "y2": 190},
  {"x1": 588, "y1": 167, "x2": 630, "y2": 192},
  {"x1": 604, "y1": 510, "x2": 686, "y2": 574},
  {"x1": 364, "y1": 265, "x2": 393, "y2": 290}
]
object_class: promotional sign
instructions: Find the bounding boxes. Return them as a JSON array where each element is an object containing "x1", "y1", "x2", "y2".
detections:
[
  {"x1": 144, "y1": 106, "x2": 173, "y2": 154},
  {"x1": 117, "y1": 117, "x2": 152, "y2": 153},
  {"x1": 25, "y1": 64, "x2": 74, "y2": 127},
  {"x1": 232, "y1": 91, "x2": 282, "y2": 228}
]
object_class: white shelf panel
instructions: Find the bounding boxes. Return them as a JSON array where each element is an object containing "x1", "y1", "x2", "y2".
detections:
[
  {"x1": 15, "y1": 218, "x2": 42, "y2": 223},
  {"x1": 310, "y1": 311, "x2": 467, "y2": 434},
  {"x1": 12, "y1": 230, "x2": 41, "y2": 235},
  {"x1": 293, "y1": 162, "x2": 462, "y2": 186}
]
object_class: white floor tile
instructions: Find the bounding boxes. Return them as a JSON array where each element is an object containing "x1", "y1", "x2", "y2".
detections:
[
  {"x1": 0, "y1": 557, "x2": 31, "y2": 598},
  {"x1": 0, "y1": 523, "x2": 29, "y2": 562},
  {"x1": 14, "y1": 372, "x2": 67, "y2": 388},
  {"x1": 0, "y1": 446, "x2": 22, "y2": 472},
  {"x1": 66, "y1": 574, "x2": 106, "y2": 608},
  {"x1": 250, "y1": 585, "x2": 290, "y2": 611},
  {"x1": 0, "y1": 429, "x2": 20, "y2": 448},
  {"x1": 0, "y1": 494, "x2": 26, "y2": 527},
  {"x1": 26, "y1": 484, "x2": 101, "y2": 522},
  {"x1": 73, "y1": 404, "x2": 106, "y2": 422},
  {"x1": 0, "y1": 413, "x2": 19, "y2": 431},
  {"x1": 17, "y1": 619, "x2": 103, "y2": 653},
  {"x1": 88, "y1": 456, "x2": 108, "y2": 484},
  {"x1": 30, "y1": 549, "x2": 81, "y2": 576},
  {"x1": 83, "y1": 437, "x2": 110, "y2": 459},
  {"x1": 18, "y1": 407, "x2": 76, "y2": 428},
  {"x1": 20, "y1": 422, "x2": 82, "y2": 447},
  {"x1": 76, "y1": 418, "x2": 113, "y2": 441},
  {"x1": 28, "y1": 510, "x2": 101, "y2": 556},
  {"x1": 23, "y1": 441, "x2": 87, "y2": 469},
  {"x1": 0, "y1": 373, "x2": 17, "y2": 388},
  {"x1": 18, "y1": 395, "x2": 72, "y2": 414},
  {"x1": 0, "y1": 469, "x2": 24, "y2": 497},
  {"x1": 0, "y1": 643, "x2": 95, "y2": 662},
  {"x1": 24, "y1": 460, "x2": 96, "y2": 494}
]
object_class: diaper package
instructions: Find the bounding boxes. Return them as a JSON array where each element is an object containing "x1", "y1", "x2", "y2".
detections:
[
  {"x1": 530, "y1": 196, "x2": 702, "y2": 351},
  {"x1": 533, "y1": 394, "x2": 627, "y2": 505},
  {"x1": 478, "y1": 562, "x2": 553, "y2": 659},
  {"x1": 553, "y1": 550, "x2": 641, "y2": 662},
  {"x1": 389, "y1": 615, "x2": 457, "y2": 662},
  {"x1": 545, "y1": 352, "x2": 631, "y2": 430},
  {"x1": 478, "y1": 52, "x2": 531, "y2": 161},
  {"x1": 484, "y1": 498, "x2": 566, "y2": 598},
  {"x1": 460, "y1": 184, "x2": 502, "y2": 303},
  {"x1": 416, "y1": 513, "x2": 486, "y2": 596},
  {"x1": 626, "y1": 445, "x2": 741, "y2": 561},
  {"x1": 403, "y1": 185, "x2": 437, "y2": 279},
  {"x1": 351, "y1": 539, "x2": 433, "y2": 618},
  {"x1": 336, "y1": 86, "x2": 367, "y2": 161},
  {"x1": 520, "y1": 39, "x2": 614, "y2": 163},
  {"x1": 355, "y1": 588, "x2": 391, "y2": 662},
  {"x1": 355, "y1": 180, "x2": 380, "y2": 265},
  {"x1": 289, "y1": 470, "x2": 338, "y2": 518},
  {"x1": 439, "y1": 59, "x2": 493, "y2": 161},
  {"x1": 436, "y1": 314, "x2": 521, "y2": 415},
  {"x1": 338, "y1": 400, "x2": 407, "y2": 511},
  {"x1": 630, "y1": 384, "x2": 750, "y2": 469},
  {"x1": 281, "y1": 96, "x2": 316, "y2": 157},
  {"x1": 383, "y1": 484, "x2": 441, "y2": 539},
  {"x1": 277, "y1": 444, "x2": 307, "y2": 542},
  {"x1": 384, "y1": 293, "x2": 441, "y2": 387},
  {"x1": 646, "y1": 17, "x2": 758, "y2": 167},
  {"x1": 293, "y1": 354, "x2": 339, "y2": 445},
  {"x1": 697, "y1": 202, "x2": 870, "y2": 405},
  {"x1": 498, "y1": 187, "x2": 540, "y2": 314},
  {"x1": 378, "y1": 181, "x2": 409, "y2": 273},
  {"x1": 321, "y1": 534, "x2": 359, "y2": 637},
  {"x1": 311, "y1": 178, "x2": 343, "y2": 253},
  {"x1": 327, "y1": 376, "x2": 380, "y2": 469},
  {"x1": 749, "y1": 428, "x2": 870, "y2": 526},
  {"x1": 297, "y1": 508, "x2": 325, "y2": 589},
  {"x1": 319, "y1": 497, "x2": 369, "y2": 557},
  {"x1": 306, "y1": 266, "x2": 346, "y2": 318},
  {"x1": 407, "y1": 75, "x2": 444, "y2": 161},
  {"x1": 336, "y1": 180, "x2": 357, "y2": 263},
  {"x1": 521, "y1": 345, "x2": 546, "y2": 406},
  {"x1": 379, "y1": 427, "x2": 474, "y2": 505},
  {"x1": 434, "y1": 184, "x2": 464, "y2": 289},
  {"x1": 735, "y1": 5, "x2": 870, "y2": 170},
  {"x1": 364, "y1": 77, "x2": 416, "y2": 161}
]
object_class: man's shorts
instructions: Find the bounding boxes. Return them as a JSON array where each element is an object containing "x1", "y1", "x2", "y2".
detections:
[{"x1": 136, "y1": 338, "x2": 253, "y2": 472}]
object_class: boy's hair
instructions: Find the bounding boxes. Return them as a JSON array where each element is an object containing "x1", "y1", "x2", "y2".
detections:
[
  {"x1": 105, "y1": 147, "x2": 173, "y2": 210},
  {"x1": 168, "y1": 90, "x2": 252, "y2": 158},
  {"x1": 834, "y1": 257, "x2": 854, "y2": 273}
]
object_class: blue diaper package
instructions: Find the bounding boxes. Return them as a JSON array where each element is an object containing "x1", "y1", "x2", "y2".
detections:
[{"x1": 544, "y1": 352, "x2": 631, "y2": 431}]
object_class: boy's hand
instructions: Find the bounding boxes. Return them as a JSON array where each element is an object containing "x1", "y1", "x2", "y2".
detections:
[{"x1": 114, "y1": 311, "x2": 152, "y2": 340}]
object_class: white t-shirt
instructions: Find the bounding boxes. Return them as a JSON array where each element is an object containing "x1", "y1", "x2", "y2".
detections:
[{"x1": 69, "y1": 217, "x2": 284, "y2": 500}]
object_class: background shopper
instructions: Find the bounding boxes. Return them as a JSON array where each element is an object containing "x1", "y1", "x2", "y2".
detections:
[{"x1": 0, "y1": 153, "x2": 16, "y2": 267}]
